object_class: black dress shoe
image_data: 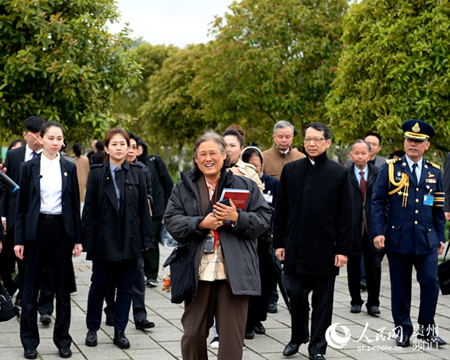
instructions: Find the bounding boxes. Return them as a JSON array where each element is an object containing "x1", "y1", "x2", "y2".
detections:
[
  {"x1": 255, "y1": 323, "x2": 266, "y2": 334},
  {"x1": 245, "y1": 328, "x2": 255, "y2": 339},
  {"x1": 114, "y1": 331, "x2": 130, "y2": 349},
  {"x1": 58, "y1": 347, "x2": 72, "y2": 358},
  {"x1": 396, "y1": 334, "x2": 410, "y2": 347},
  {"x1": 417, "y1": 333, "x2": 446, "y2": 346},
  {"x1": 105, "y1": 313, "x2": 114, "y2": 326},
  {"x1": 283, "y1": 342, "x2": 300, "y2": 356},
  {"x1": 85, "y1": 330, "x2": 97, "y2": 347},
  {"x1": 309, "y1": 354, "x2": 326, "y2": 360},
  {"x1": 367, "y1": 306, "x2": 380, "y2": 316},
  {"x1": 135, "y1": 318, "x2": 155, "y2": 330},
  {"x1": 24, "y1": 348, "x2": 37, "y2": 359},
  {"x1": 40, "y1": 313, "x2": 52, "y2": 325},
  {"x1": 350, "y1": 304, "x2": 361, "y2": 313},
  {"x1": 268, "y1": 302, "x2": 278, "y2": 313}
]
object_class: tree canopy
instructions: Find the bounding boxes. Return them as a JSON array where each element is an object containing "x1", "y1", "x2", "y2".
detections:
[
  {"x1": 0, "y1": 0, "x2": 141, "y2": 140},
  {"x1": 192, "y1": 0, "x2": 348, "y2": 146},
  {"x1": 326, "y1": 0, "x2": 450, "y2": 152}
]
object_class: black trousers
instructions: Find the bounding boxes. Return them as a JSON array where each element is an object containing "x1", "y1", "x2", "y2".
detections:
[
  {"x1": 104, "y1": 257, "x2": 147, "y2": 322},
  {"x1": 246, "y1": 234, "x2": 276, "y2": 330},
  {"x1": 20, "y1": 217, "x2": 73, "y2": 350},
  {"x1": 284, "y1": 273, "x2": 335, "y2": 356},
  {"x1": 0, "y1": 228, "x2": 17, "y2": 296},
  {"x1": 87, "y1": 259, "x2": 137, "y2": 333}
]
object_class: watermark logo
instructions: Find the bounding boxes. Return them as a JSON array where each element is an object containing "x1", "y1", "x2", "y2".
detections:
[{"x1": 325, "y1": 323, "x2": 351, "y2": 349}]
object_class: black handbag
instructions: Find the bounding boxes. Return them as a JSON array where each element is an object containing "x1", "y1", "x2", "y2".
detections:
[
  {"x1": 0, "y1": 287, "x2": 16, "y2": 322},
  {"x1": 438, "y1": 243, "x2": 450, "y2": 295},
  {"x1": 163, "y1": 244, "x2": 196, "y2": 304}
]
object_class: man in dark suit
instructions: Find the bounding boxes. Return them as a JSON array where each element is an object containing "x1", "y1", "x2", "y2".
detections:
[
  {"x1": 346, "y1": 132, "x2": 385, "y2": 168},
  {"x1": 372, "y1": 119, "x2": 446, "y2": 348},
  {"x1": 347, "y1": 140, "x2": 384, "y2": 316},
  {"x1": 273, "y1": 122, "x2": 352, "y2": 360},
  {"x1": 0, "y1": 116, "x2": 46, "y2": 299}
]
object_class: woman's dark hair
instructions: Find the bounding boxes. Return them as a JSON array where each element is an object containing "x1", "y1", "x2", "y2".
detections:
[
  {"x1": 104, "y1": 128, "x2": 130, "y2": 147},
  {"x1": 40, "y1": 121, "x2": 65, "y2": 137},
  {"x1": 72, "y1": 144, "x2": 82, "y2": 157},
  {"x1": 193, "y1": 131, "x2": 230, "y2": 169},
  {"x1": 8, "y1": 139, "x2": 26, "y2": 151},
  {"x1": 95, "y1": 140, "x2": 104, "y2": 151},
  {"x1": 242, "y1": 147, "x2": 263, "y2": 165},
  {"x1": 222, "y1": 128, "x2": 244, "y2": 148}
]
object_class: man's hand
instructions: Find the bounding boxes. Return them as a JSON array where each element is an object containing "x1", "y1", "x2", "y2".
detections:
[
  {"x1": 14, "y1": 245, "x2": 24, "y2": 260},
  {"x1": 438, "y1": 241, "x2": 446, "y2": 256},
  {"x1": 374, "y1": 235, "x2": 385, "y2": 249},
  {"x1": 334, "y1": 254, "x2": 348, "y2": 267},
  {"x1": 73, "y1": 244, "x2": 83, "y2": 257},
  {"x1": 275, "y1": 248, "x2": 285, "y2": 261},
  {"x1": 445, "y1": 212, "x2": 450, "y2": 221}
]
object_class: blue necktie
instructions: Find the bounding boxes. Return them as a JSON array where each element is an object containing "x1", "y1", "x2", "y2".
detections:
[{"x1": 412, "y1": 163, "x2": 419, "y2": 184}]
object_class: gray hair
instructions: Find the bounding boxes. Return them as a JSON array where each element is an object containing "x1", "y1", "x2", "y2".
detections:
[
  {"x1": 192, "y1": 131, "x2": 230, "y2": 168},
  {"x1": 274, "y1": 120, "x2": 294, "y2": 134},
  {"x1": 350, "y1": 139, "x2": 371, "y2": 153}
]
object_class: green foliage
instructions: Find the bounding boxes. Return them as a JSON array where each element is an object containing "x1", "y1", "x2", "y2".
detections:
[
  {"x1": 192, "y1": 0, "x2": 348, "y2": 147},
  {"x1": 327, "y1": 0, "x2": 450, "y2": 152},
  {"x1": 140, "y1": 44, "x2": 213, "y2": 146},
  {"x1": 0, "y1": 0, "x2": 141, "y2": 141}
]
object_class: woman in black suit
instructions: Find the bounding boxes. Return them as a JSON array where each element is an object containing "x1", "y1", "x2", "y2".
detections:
[
  {"x1": 14, "y1": 121, "x2": 82, "y2": 359},
  {"x1": 82, "y1": 128, "x2": 153, "y2": 350}
]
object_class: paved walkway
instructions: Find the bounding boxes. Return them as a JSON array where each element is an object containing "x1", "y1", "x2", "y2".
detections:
[{"x1": 1, "y1": 245, "x2": 450, "y2": 360}]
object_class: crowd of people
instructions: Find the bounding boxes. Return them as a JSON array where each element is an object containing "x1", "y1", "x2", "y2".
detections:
[{"x1": 0, "y1": 116, "x2": 448, "y2": 360}]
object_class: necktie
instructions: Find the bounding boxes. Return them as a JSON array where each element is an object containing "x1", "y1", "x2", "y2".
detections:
[
  {"x1": 359, "y1": 171, "x2": 367, "y2": 201},
  {"x1": 31, "y1": 151, "x2": 37, "y2": 159},
  {"x1": 412, "y1": 163, "x2": 419, "y2": 184}
]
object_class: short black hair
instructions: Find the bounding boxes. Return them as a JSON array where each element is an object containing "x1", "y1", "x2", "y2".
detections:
[
  {"x1": 24, "y1": 116, "x2": 46, "y2": 133},
  {"x1": 365, "y1": 132, "x2": 382, "y2": 145},
  {"x1": 304, "y1": 122, "x2": 331, "y2": 140}
]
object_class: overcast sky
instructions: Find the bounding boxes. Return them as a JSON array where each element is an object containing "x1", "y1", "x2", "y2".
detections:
[{"x1": 108, "y1": 0, "x2": 236, "y2": 48}]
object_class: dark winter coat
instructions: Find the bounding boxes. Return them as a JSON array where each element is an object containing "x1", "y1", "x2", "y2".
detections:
[
  {"x1": 273, "y1": 152, "x2": 353, "y2": 276},
  {"x1": 82, "y1": 161, "x2": 154, "y2": 262},
  {"x1": 163, "y1": 168, "x2": 272, "y2": 296}
]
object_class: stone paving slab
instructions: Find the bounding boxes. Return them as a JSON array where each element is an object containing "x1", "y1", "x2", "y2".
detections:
[{"x1": 1, "y1": 244, "x2": 450, "y2": 359}]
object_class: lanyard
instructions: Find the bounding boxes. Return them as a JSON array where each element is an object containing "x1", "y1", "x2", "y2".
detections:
[{"x1": 205, "y1": 179, "x2": 220, "y2": 248}]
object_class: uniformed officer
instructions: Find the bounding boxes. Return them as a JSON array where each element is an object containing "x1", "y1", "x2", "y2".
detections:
[{"x1": 372, "y1": 119, "x2": 446, "y2": 348}]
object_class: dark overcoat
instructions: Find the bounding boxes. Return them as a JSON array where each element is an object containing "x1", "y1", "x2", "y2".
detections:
[
  {"x1": 82, "y1": 161, "x2": 154, "y2": 262},
  {"x1": 163, "y1": 168, "x2": 272, "y2": 297},
  {"x1": 273, "y1": 152, "x2": 353, "y2": 276},
  {"x1": 348, "y1": 163, "x2": 380, "y2": 254}
]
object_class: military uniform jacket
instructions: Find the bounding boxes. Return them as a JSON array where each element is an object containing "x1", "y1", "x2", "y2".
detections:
[{"x1": 371, "y1": 156, "x2": 445, "y2": 255}]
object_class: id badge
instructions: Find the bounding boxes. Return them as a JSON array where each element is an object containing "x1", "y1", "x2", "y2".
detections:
[
  {"x1": 263, "y1": 193, "x2": 273, "y2": 204},
  {"x1": 423, "y1": 194, "x2": 434, "y2": 206}
]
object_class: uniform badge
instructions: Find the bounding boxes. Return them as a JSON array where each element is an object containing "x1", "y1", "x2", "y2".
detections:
[
  {"x1": 412, "y1": 122, "x2": 421, "y2": 133},
  {"x1": 426, "y1": 179, "x2": 436, "y2": 184},
  {"x1": 428, "y1": 172, "x2": 435, "y2": 178}
]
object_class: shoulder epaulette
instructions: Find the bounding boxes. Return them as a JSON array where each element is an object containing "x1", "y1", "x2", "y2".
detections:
[
  {"x1": 385, "y1": 158, "x2": 399, "y2": 164},
  {"x1": 90, "y1": 163, "x2": 104, "y2": 169},
  {"x1": 427, "y1": 160, "x2": 440, "y2": 170}
]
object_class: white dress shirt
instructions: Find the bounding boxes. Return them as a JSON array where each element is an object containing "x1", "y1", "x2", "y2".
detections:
[
  {"x1": 405, "y1": 155, "x2": 422, "y2": 183},
  {"x1": 25, "y1": 144, "x2": 43, "y2": 162},
  {"x1": 40, "y1": 153, "x2": 63, "y2": 214}
]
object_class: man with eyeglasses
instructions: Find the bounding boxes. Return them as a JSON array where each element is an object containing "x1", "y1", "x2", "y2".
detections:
[
  {"x1": 273, "y1": 122, "x2": 352, "y2": 360},
  {"x1": 347, "y1": 132, "x2": 385, "y2": 168},
  {"x1": 372, "y1": 119, "x2": 446, "y2": 348}
]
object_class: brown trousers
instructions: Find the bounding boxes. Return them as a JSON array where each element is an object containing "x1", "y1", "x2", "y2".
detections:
[{"x1": 181, "y1": 280, "x2": 249, "y2": 360}]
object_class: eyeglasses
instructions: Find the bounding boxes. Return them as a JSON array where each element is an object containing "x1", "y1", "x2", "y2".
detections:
[{"x1": 304, "y1": 138, "x2": 326, "y2": 143}]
